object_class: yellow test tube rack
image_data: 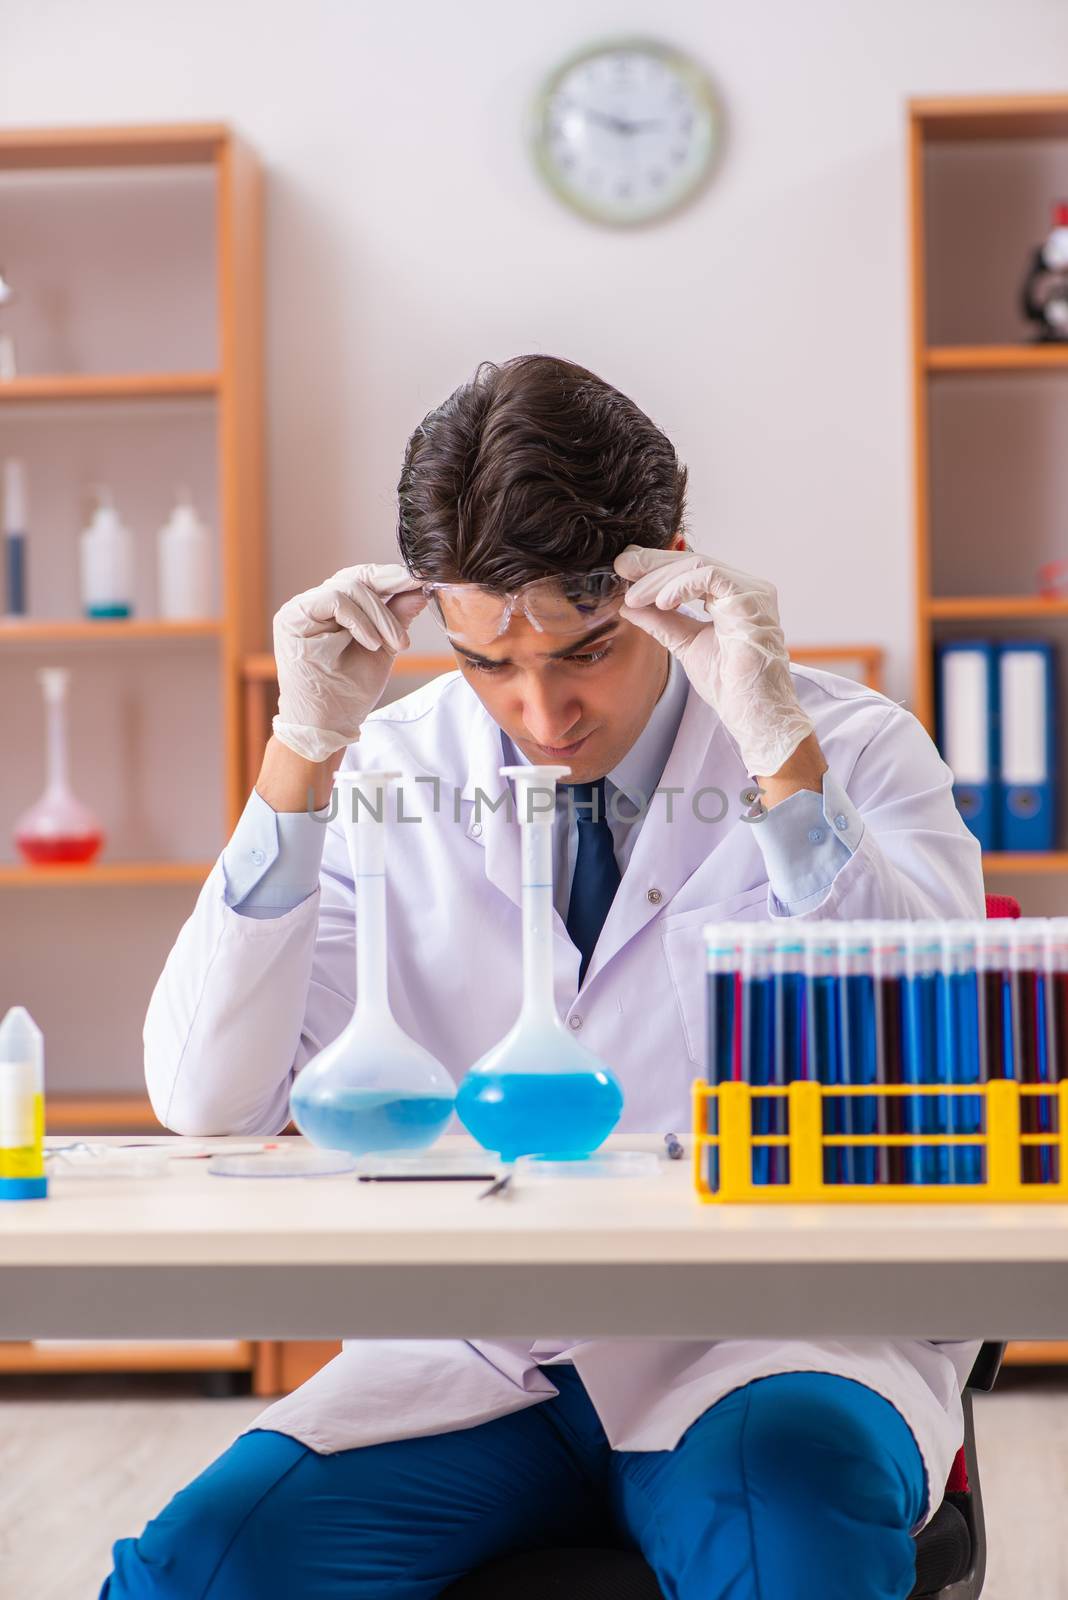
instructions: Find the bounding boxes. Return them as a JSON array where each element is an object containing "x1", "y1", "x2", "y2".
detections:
[{"x1": 692, "y1": 1078, "x2": 1068, "y2": 1203}]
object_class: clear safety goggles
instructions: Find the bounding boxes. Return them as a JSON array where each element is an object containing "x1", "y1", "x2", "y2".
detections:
[{"x1": 420, "y1": 567, "x2": 628, "y2": 647}]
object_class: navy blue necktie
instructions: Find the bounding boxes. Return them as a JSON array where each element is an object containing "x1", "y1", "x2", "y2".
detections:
[{"x1": 565, "y1": 779, "x2": 622, "y2": 986}]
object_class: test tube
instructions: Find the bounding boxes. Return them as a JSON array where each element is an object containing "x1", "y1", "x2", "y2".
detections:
[
  {"x1": 902, "y1": 922, "x2": 941, "y2": 1184},
  {"x1": 772, "y1": 926, "x2": 806, "y2": 1185},
  {"x1": 704, "y1": 923, "x2": 739, "y2": 1194},
  {"x1": 802, "y1": 923, "x2": 843, "y2": 1183},
  {"x1": 1012, "y1": 919, "x2": 1052, "y2": 1184},
  {"x1": 705, "y1": 924, "x2": 739, "y2": 1087},
  {"x1": 837, "y1": 923, "x2": 878, "y2": 1185},
  {"x1": 737, "y1": 924, "x2": 776, "y2": 1185},
  {"x1": 938, "y1": 923, "x2": 982, "y2": 1186},
  {"x1": 871, "y1": 921, "x2": 908, "y2": 1185},
  {"x1": 976, "y1": 921, "x2": 1014, "y2": 1084},
  {"x1": 1049, "y1": 919, "x2": 1068, "y2": 1087}
]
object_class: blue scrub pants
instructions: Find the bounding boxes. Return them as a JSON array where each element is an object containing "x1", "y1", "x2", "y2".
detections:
[{"x1": 101, "y1": 1368, "x2": 927, "y2": 1600}]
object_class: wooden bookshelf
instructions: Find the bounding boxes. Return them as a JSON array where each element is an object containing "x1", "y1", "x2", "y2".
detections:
[
  {"x1": 909, "y1": 94, "x2": 1068, "y2": 880},
  {"x1": 925, "y1": 598, "x2": 1068, "y2": 621},
  {"x1": 241, "y1": 645, "x2": 886, "y2": 790},
  {"x1": 981, "y1": 853, "x2": 1068, "y2": 876},
  {"x1": 926, "y1": 345, "x2": 1068, "y2": 374},
  {"x1": 0, "y1": 124, "x2": 265, "y2": 1383},
  {"x1": 0, "y1": 862, "x2": 213, "y2": 888},
  {"x1": 0, "y1": 1340, "x2": 254, "y2": 1376},
  {"x1": 0, "y1": 372, "x2": 219, "y2": 402},
  {"x1": 0, "y1": 619, "x2": 223, "y2": 644}
]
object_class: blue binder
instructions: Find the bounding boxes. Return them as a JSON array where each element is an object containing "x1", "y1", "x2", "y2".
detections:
[
  {"x1": 936, "y1": 641, "x2": 998, "y2": 851},
  {"x1": 998, "y1": 641, "x2": 1056, "y2": 852}
]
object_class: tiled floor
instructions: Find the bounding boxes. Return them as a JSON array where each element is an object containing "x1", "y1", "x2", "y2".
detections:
[{"x1": 1, "y1": 1369, "x2": 1064, "y2": 1598}]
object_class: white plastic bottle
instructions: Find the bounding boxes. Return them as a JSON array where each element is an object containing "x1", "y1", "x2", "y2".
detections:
[
  {"x1": 157, "y1": 492, "x2": 212, "y2": 620},
  {"x1": 0, "y1": 1006, "x2": 47, "y2": 1201},
  {"x1": 80, "y1": 487, "x2": 133, "y2": 620}
]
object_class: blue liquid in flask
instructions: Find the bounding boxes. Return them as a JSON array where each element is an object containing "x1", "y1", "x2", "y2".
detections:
[
  {"x1": 455, "y1": 763, "x2": 624, "y2": 1166},
  {"x1": 456, "y1": 1069, "x2": 623, "y2": 1163},
  {"x1": 292, "y1": 1086, "x2": 454, "y2": 1157},
  {"x1": 288, "y1": 769, "x2": 456, "y2": 1161}
]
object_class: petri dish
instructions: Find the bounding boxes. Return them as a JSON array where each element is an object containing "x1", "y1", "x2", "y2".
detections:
[
  {"x1": 45, "y1": 1146, "x2": 174, "y2": 1178},
  {"x1": 208, "y1": 1150, "x2": 357, "y2": 1179},
  {"x1": 513, "y1": 1150, "x2": 661, "y2": 1182}
]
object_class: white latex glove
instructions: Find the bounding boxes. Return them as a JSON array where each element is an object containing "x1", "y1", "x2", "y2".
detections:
[
  {"x1": 271, "y1": 563, "x2": 427, "y2": 762},
  {"x1": 613, "y1": 545, "x2": 814, "y2": 777}
]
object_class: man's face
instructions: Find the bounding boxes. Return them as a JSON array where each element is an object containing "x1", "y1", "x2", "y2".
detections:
[{"x1": 443, "y1": 593, "x2": 673, "y2": 786}]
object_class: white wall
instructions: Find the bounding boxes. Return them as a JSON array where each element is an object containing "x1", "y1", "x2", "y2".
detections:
[{"x1": 3, "y1": 0, "x2": 1067, "y2": 702}]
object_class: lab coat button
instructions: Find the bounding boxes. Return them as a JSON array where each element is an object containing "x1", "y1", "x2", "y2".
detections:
[
  {"x1": 569, "y1": 1014, "x2": 583, "y2": 1030},
  {"x1": 834, "y1": 813, "x2": 849, "y2": 831},
  {"x1": 251, "y1": 848, "x2": 266, "y2": 865},
  {"x1": 647, "y1": 887, "x2": 663, "y2": 904},
  {"x1": 807, "y1": 828, "x2": 824, "y2": 845},
  {"x1": 469, "y1": 823, "x2": 482, "y2": 838}
]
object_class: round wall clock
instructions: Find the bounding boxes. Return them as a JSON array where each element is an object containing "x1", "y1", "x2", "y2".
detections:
[{"x1": 532, "y1": 38, "x2": 721, "y2": 227}]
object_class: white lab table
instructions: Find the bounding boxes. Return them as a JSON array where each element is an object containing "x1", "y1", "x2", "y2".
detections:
[{"x1": 2, "y1": 1135, "x2": 1068, "y2": 1341}]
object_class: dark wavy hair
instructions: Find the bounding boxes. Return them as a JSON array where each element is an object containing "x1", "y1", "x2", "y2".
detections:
[{"x1": 396, "y1": 354, "x2": 688, "y2": 587}]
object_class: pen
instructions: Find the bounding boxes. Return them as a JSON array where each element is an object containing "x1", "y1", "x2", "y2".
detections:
[{"x1": 358, "y1": 1173, "x2": 498, "y2": 1183}]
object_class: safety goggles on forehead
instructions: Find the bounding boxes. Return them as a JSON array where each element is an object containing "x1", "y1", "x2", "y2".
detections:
[{"x1": 420, "y1": 568, "x2": 627, "y2": 647}]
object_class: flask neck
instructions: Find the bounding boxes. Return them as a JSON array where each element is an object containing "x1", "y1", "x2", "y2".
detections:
[
  {"x1": 343, "y1": 787, "x2": 392, "y2": 1020},
  {"x1": 516, "y1": 819, "x2": 561, "y2": 1023},
  {"x1": 44, "y1": 687, "x2": 70, "y2": 797}
]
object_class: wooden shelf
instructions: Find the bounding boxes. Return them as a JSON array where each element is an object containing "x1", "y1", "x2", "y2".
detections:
[
  {"x1": 242, "y1": 651, "x2": 451, "y2": 683},
  {"x1": 1004, "y1": 1341, "x2": 1068, "y2": 1366},
  {"x1": 0, "y1": 372, "x2": 219, "y2": 403},
  {"x1": 0, "y1": 861, "x2": 212, "y2": 888},
  {"x1": 926, "y1": 596, "x2": 1068, "y2": 620},
  {"x1": 982, "y1": 853, "x2": 1068, "y2": 875},
  {"x1": 0, "y1": 122, "x2": 230, "y2": 170},
  {"x1": 0, "y1": 618, "x2": 222, "y2": 644},
  {"x1": 926, "y1": 345, "x2": 1068, "y2": 374},
  {"x1": 46, "y1": 1094, "x2": 159, "y2": 1131},
  {"x1": 0, "y1": 1340, "x2": 253, "y2": 1375},
  {"x1": 910, "y1": 94, "x2": 1068, "y2": 143}
]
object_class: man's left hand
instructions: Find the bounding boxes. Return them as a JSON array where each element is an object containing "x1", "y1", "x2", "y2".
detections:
[{"x1": 613, "y1": 545, "x2": 816, "y2": 779}]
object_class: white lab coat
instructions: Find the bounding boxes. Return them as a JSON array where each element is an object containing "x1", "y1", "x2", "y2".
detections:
[{"x1": 145, "y1": 664, "x2": 985, "y2": 1524}]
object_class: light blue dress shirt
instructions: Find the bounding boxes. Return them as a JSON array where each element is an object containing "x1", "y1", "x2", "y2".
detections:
[{"x1": 222, "y1": 660, "x2": 863, "y2": 920}]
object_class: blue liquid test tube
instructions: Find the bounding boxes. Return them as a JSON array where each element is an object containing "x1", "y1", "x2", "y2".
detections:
[
  {"x1": 802, "y1": 923, "x2": 843, "y2": 1184},
  {"x1": 772, "y1": 928, "x2": 806, "y2": 1185},
  {"x1": 870, "y1": 922, "x2": 908, "y2": 1186},
  {"x1": 837, "y1": 923, "x2": 878, "y2": 1185},
  {"x1": 1011, "y1": 919, "x2": 1052, "y2": 1184},
  {"x1": 737, "y1": 924, "x2": 776, "y2": 1186},
  {"x1": 938, "y1": 924, "x2": 981, "y2": 1185},
  {"x1": 704, "y1": 923, "x2": 739, "y2": 1193},
  {"x1": 902, "y1": 923, "x2": 940, "y2": 1184}
]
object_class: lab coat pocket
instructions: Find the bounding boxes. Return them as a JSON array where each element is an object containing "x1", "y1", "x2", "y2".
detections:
[{"x1": 660, "y1": 888, "x2": 767, "y2": 1066}]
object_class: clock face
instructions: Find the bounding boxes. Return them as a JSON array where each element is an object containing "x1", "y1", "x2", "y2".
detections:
[{"x1": 532, "y1": 38, "x2": 720, "y2": 226}]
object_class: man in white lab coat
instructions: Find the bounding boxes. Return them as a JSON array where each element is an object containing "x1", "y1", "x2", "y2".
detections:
[{"x1": 103, "y1": 355, "x2": 984, "y2": 1600}]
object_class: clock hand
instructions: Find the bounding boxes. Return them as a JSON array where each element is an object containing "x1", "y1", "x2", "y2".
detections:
[
  {"x1": 581, "y1": 107, "x2": 636, "y2": 135},
  {"x1": 581, "y1": 108, "x2": 666, "y2": 136}
]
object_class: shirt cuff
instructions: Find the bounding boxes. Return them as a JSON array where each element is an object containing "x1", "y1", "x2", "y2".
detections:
[
  {"x1": 222, "y1": 787, "x2": 332, "y2": 919},
  {"x1": 748, "y1": 770, "x2": 864, "y2": 915}
]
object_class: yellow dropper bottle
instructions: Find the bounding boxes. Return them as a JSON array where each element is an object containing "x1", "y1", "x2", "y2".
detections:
[{"x1": 0, "y1": 1006, "x2": 48, "y2": 1200}]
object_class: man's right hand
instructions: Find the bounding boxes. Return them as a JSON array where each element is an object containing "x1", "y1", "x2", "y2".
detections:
[{"x1": 270, "y1": 563, "x2": 427, "y2": 764}]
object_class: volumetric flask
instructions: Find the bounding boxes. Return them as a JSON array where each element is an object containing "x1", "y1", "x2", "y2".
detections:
[
  {"x1": 455, "y1": 764, "x2": 623, "y2": 1161},
  {"x1": 289, "y1": 770, "x2": 455, "y2": 1156},
  {"x1": 14, "y1": 668, "x2": 104, "y2": 866}
]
